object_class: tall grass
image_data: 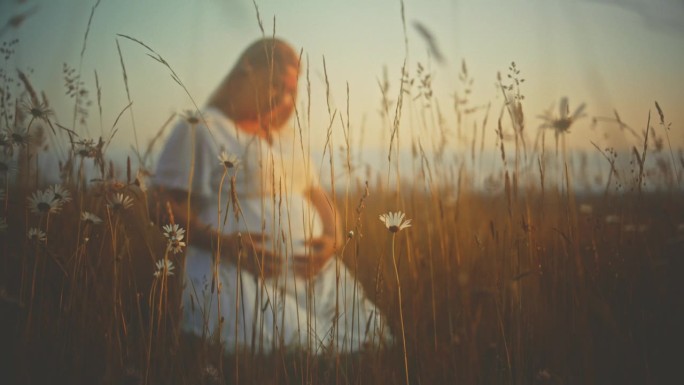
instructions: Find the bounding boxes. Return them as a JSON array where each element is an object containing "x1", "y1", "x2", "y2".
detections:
[{"x1": 1, "y1": 7, "x2": 684, "y2": 385}]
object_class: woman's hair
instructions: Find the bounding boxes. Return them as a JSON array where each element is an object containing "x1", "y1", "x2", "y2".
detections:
[{"x1": 220, "y1": 38, "x2": 300, "y2": 128}]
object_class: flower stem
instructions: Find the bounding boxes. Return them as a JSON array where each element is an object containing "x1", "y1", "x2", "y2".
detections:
[{"x1": 391, "y1": 233, "x2": 410, "y2": 385}]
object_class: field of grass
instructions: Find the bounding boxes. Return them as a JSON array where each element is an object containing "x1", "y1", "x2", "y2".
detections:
[{"x1": 1, "y1": 4, "x2": 684, "y2": 384}]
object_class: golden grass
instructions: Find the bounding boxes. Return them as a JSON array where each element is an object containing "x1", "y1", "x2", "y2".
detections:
[{"x1": 1, "y1": 7, "x2": 684, "y2": 383}]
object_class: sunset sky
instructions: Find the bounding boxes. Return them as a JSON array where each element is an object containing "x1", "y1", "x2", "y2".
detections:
[{"x1": 2, "y1": 0, "x2": 683, "y2": 160}]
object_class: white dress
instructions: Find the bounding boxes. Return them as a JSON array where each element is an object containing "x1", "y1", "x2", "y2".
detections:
[{"x1": 153, "y1": 108, "x2": 392, "y2": 353}]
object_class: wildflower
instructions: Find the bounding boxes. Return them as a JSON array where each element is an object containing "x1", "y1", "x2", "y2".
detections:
[
  {"x1": 0, "y1": 217, "x2": 7, "y2": 232},
  {"x1": 81, "y1": 211, "x2": 103, "y2": 225},
  {"x1": 153, "y1": 259, "x2": 175, "y2": 278},
  {"x1": 218, "y1": 150, "x2": 240, "y2": 169},
  {"x1": 27, "y1": 227, "x2": 47, "y2": 242},
  {"x1": 347, "y1": 230, "x2": 354, "y2": 239},
  {"x1": 6, "y1": 127, "x2": 30, "y2": 147},
  {"x1": 21, "y1": 98, "x2": 54, "y2": 124},
  {"x1": 27, "y1": 188, "x2": 62, "y2": 215},
  {"x1": 168, "y1": 238, "x2": 186, "y2": 254},
  {"x1": 163, "y1": 224, "x2": 186, "y2": 254},
  {"x1": 538, "y1": 97, "x2": 586, "y2": 137},
  {"x1": 48, "y1": 184, "x2": 72, "y2": 204},
  {"x1": 162, "y1": 223, "x2": 186, "y2": 241},
  {"x1": 107, "y1": 193, "x2": 133, "y2": 211},
  {"x1": 379, "y1": 211, "x2": 412, "y2": 233}
]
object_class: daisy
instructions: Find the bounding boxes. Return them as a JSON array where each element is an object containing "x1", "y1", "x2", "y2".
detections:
[
  {"x1": 49, "y1": 184, "x2": 72, "y2": 204},
  {"x1": 153, "y1": 259, "x2": 175, "y2": 278},
  {"x1": 107, "y1": 193, "x2": 134, "y2": 211},
  {"x1": 27, "y1": 227, "x2": 47, "y2": 242},
  {"x1": 163, "y1": 224, "x2": 187, "y2": 254},
  {"x1": 27, "y1": 188, "x2": 62, "y2": 215},
  {"x1": 21, "y1": 98, "x2": 54, "y2": 124},
  {"x1": 168, "y1": 237, "x2": 186, "y2": 254},
  {"x1": 379, "y1": 211, "x2": 412, "y2": 233},
  {"x1": 538, "y1": 97, "x2": 586, "y2": 137},
  {"x1": 218, "y1": 150, "x2": 240, "y2": 169},
  {"x1": 6, "y1": 127, "x2": 30, "y2": 147},
  {"x1": 81, "y1": 211, "x2": 103, "y2": 225},
  {"x1": 162, "y1": 223, "x2": 186, "y2": 241}
]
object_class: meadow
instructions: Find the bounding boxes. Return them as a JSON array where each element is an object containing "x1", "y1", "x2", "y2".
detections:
[{"x1": 1, "y1": 7, "x2": 684, "y2": 385}]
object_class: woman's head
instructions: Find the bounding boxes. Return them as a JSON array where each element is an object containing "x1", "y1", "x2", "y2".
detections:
[{"x1": 210, "y1": 38, "x2": 300, "y2": 135}]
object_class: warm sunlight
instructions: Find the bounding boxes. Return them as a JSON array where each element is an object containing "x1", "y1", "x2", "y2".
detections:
[{"x1": 1, "y1": 0, "x2": 682, "y2": 384}]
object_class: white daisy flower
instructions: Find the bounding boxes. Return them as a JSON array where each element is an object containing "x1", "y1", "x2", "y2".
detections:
[
  {"x1": 218, "y1": 150, "x2": 240, "y2": 169},
  {"x1": 27, "y1": 227, "x2": 47, "y2": 242},
  {"x1": 107, "y1": 193, "x2": 133, "y2": 211},
  {"x1": 153, "y1": 259, "x2": 175, "y2": 278},
  {"x1": 49, "y1": 184, "x2": 72, "y2": 204},
  {"x1": 379, "y1": 211, "x2": 412, "y2": 233},
  {"x1": 27, "y1": 188, "x2": 62, "y2": 215},
  {"x1": 81, "y1": 211, "x2": 103, "y2": 225},
  {"x1": 162, "y1": 224, "x2": 186, "y2": 254},
  {"x1": 168, "y1": 238, "x2": 186, "y2": 254},
  {"x1": 162, "y1": 223, "x2": 185, "y2": 241}
]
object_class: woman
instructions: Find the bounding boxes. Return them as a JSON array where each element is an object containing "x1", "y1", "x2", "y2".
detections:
[{"x1": 153, "y1": 38, "x2": 391, "y2": 354}]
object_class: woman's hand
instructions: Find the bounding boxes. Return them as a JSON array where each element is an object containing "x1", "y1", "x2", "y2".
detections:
[
  {"x1": 293, "y1": 234, "x2": 337, "y2": 279},
  {"x1": 157, "y1": 188, "x2": 289, "y2": 279},
  {"x1": 222, "y1": 232, "x2": 282, "y2": 278},
  {"x1": 294, "y1": 185, "x2": 345, "y2": 279}
]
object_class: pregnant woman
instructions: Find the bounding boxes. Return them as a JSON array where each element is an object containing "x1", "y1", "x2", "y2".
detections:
[{"x1": 153, "y1": 38, "x2": 391, "y2": 353}]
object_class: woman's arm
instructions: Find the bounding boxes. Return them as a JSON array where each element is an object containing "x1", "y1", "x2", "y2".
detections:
[
  {"x1": 158, "y1": 188, "x2": 281, "y2": 278},
  {"x1": 295, "y1": 185, "x2": 344, "y2": 278}
]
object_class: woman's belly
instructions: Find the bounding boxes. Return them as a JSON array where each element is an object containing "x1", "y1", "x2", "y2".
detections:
[{"x1": 203, "y1": 194, "x2": 323, "y2": 258}]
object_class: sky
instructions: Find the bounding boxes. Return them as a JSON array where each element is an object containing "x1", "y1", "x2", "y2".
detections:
[{"x1": 1, "y1": 0, "x2": 683, "y2": 165}]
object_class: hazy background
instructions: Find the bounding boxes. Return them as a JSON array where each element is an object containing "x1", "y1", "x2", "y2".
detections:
[{"x1": 2, "y1": 0, "x2": 683, "y2": 164}]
